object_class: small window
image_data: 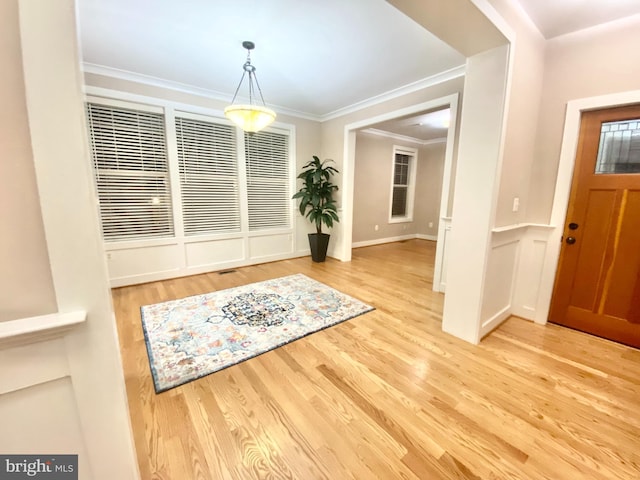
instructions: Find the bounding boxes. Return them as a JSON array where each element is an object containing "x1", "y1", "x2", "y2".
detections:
[{"x1": 389, "y1": 146, "x2": 417, "y2": 223}]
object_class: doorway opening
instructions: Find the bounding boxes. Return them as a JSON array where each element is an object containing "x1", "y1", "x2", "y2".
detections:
[{"x1": 341, "y1": 93, "x2": 459, "y2": 291}]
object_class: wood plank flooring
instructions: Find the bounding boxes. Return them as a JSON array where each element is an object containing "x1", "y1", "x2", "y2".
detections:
[{"x1": 112, "y1": 239, "x2": 640, "y2": 479}]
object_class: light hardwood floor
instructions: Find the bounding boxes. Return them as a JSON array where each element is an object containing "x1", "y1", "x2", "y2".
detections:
[{"x1": 112, "y1": 239, "x2": 640, "y2": 479}]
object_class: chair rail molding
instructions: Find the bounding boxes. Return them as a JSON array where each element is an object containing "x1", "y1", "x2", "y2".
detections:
[{"x1": 0, "y1": 311, "x2": 86, "y2": 350}]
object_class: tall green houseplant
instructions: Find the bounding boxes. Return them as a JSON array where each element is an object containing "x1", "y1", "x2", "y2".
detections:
[{"x1": 292, "y1": 156, "x2": 339, "y2": 262}]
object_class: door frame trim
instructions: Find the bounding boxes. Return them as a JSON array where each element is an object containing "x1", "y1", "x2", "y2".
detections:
[
  {"x1": 537, "y1": 89, "x2": 640, "y2": 324},
  {"x1": 340, "y1": 92, "x2": 459, "y2": 294}
]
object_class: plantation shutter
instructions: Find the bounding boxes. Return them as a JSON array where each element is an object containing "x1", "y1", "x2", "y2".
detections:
[
  {"x1": 175, "y1": 117, "x2": 240, "y2": 235},
  {"x1": 245, "y1": 131, "x2": 290, "y2": 231},
  {"x1": 86, "y1": 103, "x2": 174, "y2": 241}
]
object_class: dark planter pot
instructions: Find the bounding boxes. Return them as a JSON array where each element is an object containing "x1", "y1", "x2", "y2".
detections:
[{"x1": 308, "y1": 233, "x2": 330, "y2": 262}]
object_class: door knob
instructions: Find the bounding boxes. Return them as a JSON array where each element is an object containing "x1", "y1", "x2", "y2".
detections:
[{"x1": 566, "y1": 237, "x2": 576, "y2": 244}]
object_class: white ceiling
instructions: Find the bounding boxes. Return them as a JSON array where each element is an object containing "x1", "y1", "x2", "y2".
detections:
[
  {"x1": 77, "y1": 0, "x2": 640, "y2": 140},
  {"x1": 78, "y1": 0, "x2": 465, "y2": 120},
  {"x1": 370, "y1": 108, "x2": 451, "y2": 142},
  {"x1": 516, "y1": 0, "x2": 640, "y2": 39}
]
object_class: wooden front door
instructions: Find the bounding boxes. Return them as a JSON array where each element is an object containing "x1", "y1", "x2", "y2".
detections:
[{"x1": 549, "y1": 104, "x2": 640, "y2": 348}]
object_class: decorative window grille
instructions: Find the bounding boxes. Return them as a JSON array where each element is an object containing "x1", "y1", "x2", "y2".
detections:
[
  {"x1": 595, "y1": 119, "x2": 640, "y2": 174},
  {"x1": 245, "y1": 130, "x2": 291, "y2": 231},
  {"x1": 175, "y1": 117, "x2": 241, "y2": 235},
  {"x1": 86, "y1": 103, "x2": 174, "y2": 241}
]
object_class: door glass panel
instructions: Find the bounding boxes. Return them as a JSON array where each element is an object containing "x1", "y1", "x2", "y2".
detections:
[{"x1": 595, "y1": 119, "x2": 640, "y2": 174}]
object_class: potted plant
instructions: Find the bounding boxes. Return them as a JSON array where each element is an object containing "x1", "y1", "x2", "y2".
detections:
[{"x1": 292, "y1": 156, "x2": 339, "y2": 262}]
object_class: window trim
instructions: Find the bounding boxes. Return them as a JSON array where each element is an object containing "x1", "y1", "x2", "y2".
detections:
[{"x1": 388, "y1": 145, "x2": 418, "y2": 223}]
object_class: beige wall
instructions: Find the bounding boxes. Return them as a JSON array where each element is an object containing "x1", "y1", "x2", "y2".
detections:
[
  {"x1": 487, "y1": 0, "x2": 545, "y2": 227},
  {"x1": 414, "y1": 142, "x2": 446, "y2": 236},
  {"x1": 352, "y1": 133, "x2": 445, "y2": 244},
  {"x1": 0, "y1": 0, "x2": 57, "y2": 322},
  {"x1": 353, "y1": 133, "x2": 406, "y2": 242},
  {"x1": 527, "y1": 16, "x2": 640, "y2": 222},
  {"x1": 321, "y1": 76, "x2": 464, "y2": 257}
]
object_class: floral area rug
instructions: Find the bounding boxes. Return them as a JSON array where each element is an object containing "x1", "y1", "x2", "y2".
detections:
[{"x1": 140, "y1": 273, "x2": 374, "y2": 393}]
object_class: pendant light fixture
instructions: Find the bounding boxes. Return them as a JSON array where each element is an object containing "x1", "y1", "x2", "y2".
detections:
[{"x1": 224, "y1": 41, "x2": 276, "y2": 133}]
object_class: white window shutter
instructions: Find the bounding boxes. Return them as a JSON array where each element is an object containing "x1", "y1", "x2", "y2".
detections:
[
  {"x1": 86, "y1": 103, "x2": 174, "y2": 241},
  {"x1": 175, "y1": 117, "x2": 241, "y2": 235},
  {"x1": 244, "y1": 131, "x2": 290, "y2": 231}
]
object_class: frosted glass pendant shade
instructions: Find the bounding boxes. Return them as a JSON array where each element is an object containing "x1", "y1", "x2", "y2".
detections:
[{"x1": 224, "y1": 104, "x2": 276, "y2": 133}]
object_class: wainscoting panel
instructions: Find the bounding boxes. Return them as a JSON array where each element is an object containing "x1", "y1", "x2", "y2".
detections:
[
  {"x1": 480, "y1": 224, "x2": 555, "y2": 338},
  {"x1": 185, "y1": 237, "x2": 245, "y2": 268},
  {"x1": 248, "y1": 232, "x2": 294, "y2": 259},
  {"x1": 0, "y1": 312, "x2": 90, "y2": 476},
  {"x1": 481, "y1": 232, "x2": 519, "y2": 337},
  {"x1": 0, "y1": 338, "x2": 68, "y2": 394},
  {"x1": 107, "y1": 242, "x2": 182, "y2": 286},
  {"x1": 511, "y1": 226, "x2": 555, "y2": 323},
  {"x1": 0, "y1": 377, "x2": 90, "y2": 475},
  {"x1": 512, "y1": 240, "x2": 547, "y2": 318},
  {"x1": 105, "y1": 229, "x2": 299, "y2": 286}
]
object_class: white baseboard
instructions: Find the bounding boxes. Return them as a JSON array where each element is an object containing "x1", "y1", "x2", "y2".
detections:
[
  {"x1": 480, "y1": 305, "x2": 512, "y2": 339},
  {"x1": 352, "y1": 233, "x2": 436, "y2": 249},
  {"x1": 416, "y1": 234, "x2": 438, "y2": 241}
]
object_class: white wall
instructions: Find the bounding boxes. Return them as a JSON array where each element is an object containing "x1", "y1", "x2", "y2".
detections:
[{"x1": 441, "y1": 45, "x2": 510, "y2": 343}]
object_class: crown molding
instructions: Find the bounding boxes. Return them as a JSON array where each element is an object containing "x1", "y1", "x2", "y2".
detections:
[
  {"x1": 547, "y1": 11, "x2": 640, "y2": 43},
  {"x1": 421, "y1": 137, "x2": 448, "y2": 145},
  {"x1": 320, "y1": 64, "x2": 466, "y2": 121},
  {"x1": 360, "y1": 128, "x2": 446, "y2": 146},
  {"x1": 83, "y1": 62, "x2": 226, "y2": 99},
  {"x1": 82, "y1": 62, "x2": 466, "y2": 124},
  {"x1": 82, "y1": 63, "x2": 321, "y2": 121}
]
